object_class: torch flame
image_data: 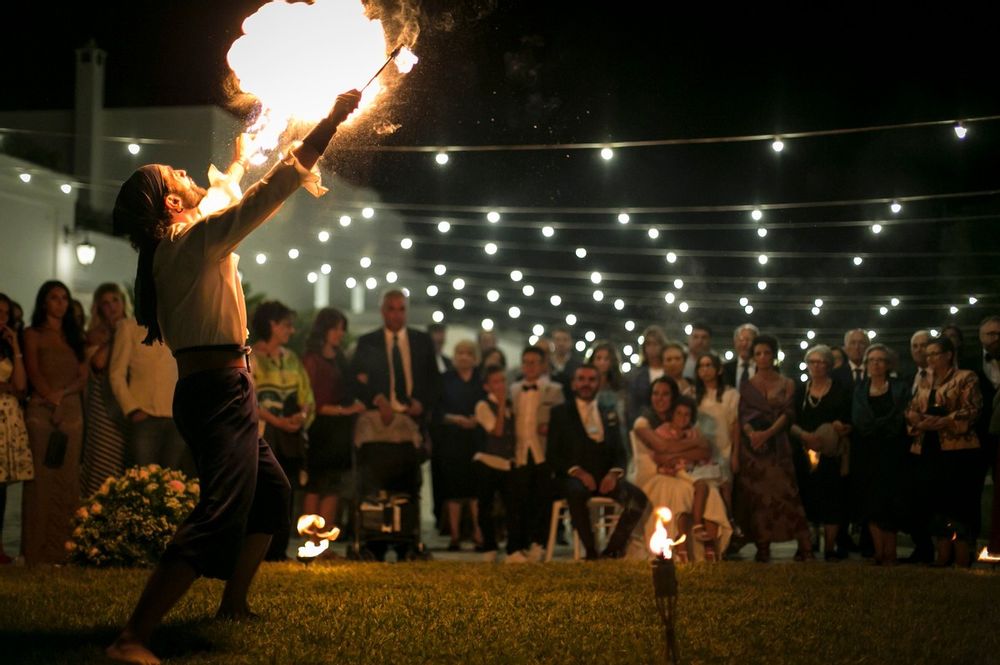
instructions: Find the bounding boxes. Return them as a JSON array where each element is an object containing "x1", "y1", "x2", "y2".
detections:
[
  {"x1": 649, "y1": 507, "x2": 686, "y2": 559},
  {"x1": 979, "y1": 547, "x2": 1000, "y2": 563},
  {"x1": 296, "y1": 513, "x2": 341, "y2": 560},
  {"x1": 226, "y1": 0, "x2": 418, "y2": 160}
]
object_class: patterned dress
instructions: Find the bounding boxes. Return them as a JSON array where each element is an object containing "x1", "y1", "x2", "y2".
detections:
[
  {"x1": 81, "y1": 348, "x2": 127, "y2": 497},
  {"x1": 0, "y1": 357, "x2": 33, "y2": 484}
]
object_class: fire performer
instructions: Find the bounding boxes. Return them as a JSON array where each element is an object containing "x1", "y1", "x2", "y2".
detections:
[{"x1": 106, "y1": 89, "x2": 361, "y2": 665}]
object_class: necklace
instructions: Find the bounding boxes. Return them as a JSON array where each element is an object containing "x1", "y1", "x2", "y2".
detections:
[{"x1": 805, "y1": 380, "x2": 830, "y2": 408}]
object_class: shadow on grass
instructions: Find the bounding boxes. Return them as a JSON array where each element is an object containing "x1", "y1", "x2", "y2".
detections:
[{"x1": 2, "y1": 619, "x2": 218, "y2": 664}]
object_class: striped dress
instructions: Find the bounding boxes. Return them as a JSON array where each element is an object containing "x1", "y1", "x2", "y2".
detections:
[{"x1": 81, "y1": 365, "x2": 127, "y2": 497}]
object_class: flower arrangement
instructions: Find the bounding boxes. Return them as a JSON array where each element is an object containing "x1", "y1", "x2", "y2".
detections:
[{"x1": 67, "y1": 465, "x2": 199, "y2": 567}]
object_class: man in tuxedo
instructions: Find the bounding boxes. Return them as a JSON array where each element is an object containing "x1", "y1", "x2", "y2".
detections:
[
  {"x1": 427, "y1": 322, "x2": 453, "y2": 374},
  {"x1": 351, "y1": 290, "x2": 441, "y2": 424},
  {"x1": 682, "y1": 323, "x2": 712, "y2": 380},
  {"x1": 507, "y1": 346, "x2": 565, "y2": 561},
  {"x1": 975, "y1": 316, "x2": 1000, "y2": 555},
  {"x1": 722, "y1": 323, "x2": 759, "y2": 390},
  {"x1": 548, "y1": 364, "x2": 648, "y2": 560},
  {"x1": 903, "y1": 330, "x2": 933, "y2": 395},
  {"x1": 834, "y1": 328, "x2": 869, "y2": 388},
  {"x1": 549, "y1": 326, "x2": 580, "y2": 401}
]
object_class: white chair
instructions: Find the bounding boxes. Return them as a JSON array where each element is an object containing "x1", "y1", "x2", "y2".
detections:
[{"x1": 544, "y1": 496, "x2": 622, "y2": 561}]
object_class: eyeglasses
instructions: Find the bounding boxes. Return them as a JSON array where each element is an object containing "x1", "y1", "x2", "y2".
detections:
[
  {"x1": 806, "y1": 359, "x2": 826, "y2": 365},
  {"x1": 866, "y1": 357, "x2": 888, "y2": 364}
]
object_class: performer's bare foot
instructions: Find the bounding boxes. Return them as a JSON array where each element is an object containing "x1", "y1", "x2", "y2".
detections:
[
  {"x1": 215, "y1": 605, "x2": 261, "y2": 621},
  {"x1": 106, "y1": 635, "x2": 161, "y2": 665}
]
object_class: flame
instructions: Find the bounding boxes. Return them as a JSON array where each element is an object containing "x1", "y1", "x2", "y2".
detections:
[
  {"x1": 979, "y1": 547, "x2": 1000, "y2": 563},
  {"x1": 226, "y1": 0, "x2": 418, "y2": 158},
  {"x1": 296, "y1": 513, "x2": 340, "y2": 559},
  {"x1": 649, "y1": 507, "x2": 686, "y2": 559},
  {"x1": 298, "y1": 540, "x2": 330, "y2": 559}
]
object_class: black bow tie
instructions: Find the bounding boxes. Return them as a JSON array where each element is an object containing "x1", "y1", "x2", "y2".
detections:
[{"x1": 522, "y1": 384, "x2": 537, "y2": 391}]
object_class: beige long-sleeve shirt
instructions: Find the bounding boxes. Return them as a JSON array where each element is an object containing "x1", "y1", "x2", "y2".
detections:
[{"x1": 109, "y1": 318, "x2": 177, "y2": 418}]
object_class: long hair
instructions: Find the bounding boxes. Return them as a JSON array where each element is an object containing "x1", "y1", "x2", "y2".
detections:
[
  {"x1": 305, "y1": 307, "x2": 348, "y2": 355},
  {"x1": 30, "y1": 280, "x2": 85, "y2": 361},
  {"x1": 586, "y1": 340, "x2": 622, "y2": 391},
  {"x1": 694, "y1": 352, "x2": 726, "y2": 403},
  {"x1": 0, "y1": 292, "x2": 12, "y2": 359},
  {"x1": 87, "y1": 282, "x2": 133, "y2": 333}
]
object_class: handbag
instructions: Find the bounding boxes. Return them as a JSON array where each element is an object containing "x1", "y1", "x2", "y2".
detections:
[{"x1": 44, "y1": 429, "x2": 68, "y2": 468}]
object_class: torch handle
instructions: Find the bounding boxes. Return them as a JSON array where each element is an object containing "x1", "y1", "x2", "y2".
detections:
[{"x1": 360, "y1": 46, "x2": 404, "y2": 92}]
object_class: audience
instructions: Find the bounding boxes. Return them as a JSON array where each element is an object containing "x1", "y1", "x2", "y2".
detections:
[
  {"x1": 0, "y1": 293, "x2": 31, "y2": 565},
  {"x1": 683, "y1": 323, "x2": 712, "y2": 380}
]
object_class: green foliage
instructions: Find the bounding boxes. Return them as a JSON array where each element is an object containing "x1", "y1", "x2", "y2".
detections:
[
  {"x1": 1, "y1": 561, "x2": 998, "y2": 663},
  {"x1": 66, "y1": 465, "x2": 199, "y2": 567}
]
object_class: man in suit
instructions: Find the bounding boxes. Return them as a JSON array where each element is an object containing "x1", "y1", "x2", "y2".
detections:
[
  {"x1": 549, "y1": 326, "x2": 580, "y2": 401},
  {"x1": 900, "y1": 329, "x2": 935, "y2": 564},
  {"x1": 722, "y1": 323, "x2": 759, "y2": 390},
  {"x1": 682, "y1": 322, "x2": 713, "y2": 380},
  {"x1": 507, "y1": 346, "x2": 565, "y2": 562},
  {"x1": 833, "y1": 328, "x2": 869, "y2": 388},
  {"x1": 903, "y1": 330, "x2": 933, "y2": 395},
  {"x1": 549, "y1": 363, "x2": 648, "y2": 560},
  {"x1": 975, "y1": 316, "x2": 1000, "y2": 555},
  {"x1": 427, "y1": 323, "x2": 453, "y2": 374},
  {"x1": 351, "y1": 289, "x2": 441, "y2": 427}
]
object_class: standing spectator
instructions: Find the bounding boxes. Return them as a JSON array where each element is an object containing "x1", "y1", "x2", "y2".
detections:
[
  {"x1": 110, "y1": 316, "x2": 188, "y2": 474},
  {"x1": 81, "y1": 283, "x2": 130, "y2": 497},
  {"x1": 683, "y1": 323, "x2": 712, "y2": 380},
  {"x1": 549, "y1": 326, "x2": 580, "y2": 394},
  {"x1": 549, "y1": 364, "x2": 648, "y2": 560},
  {"x1": 251, "y1": 301, "x2": 315, "y2": 561},
  {"x1": 723, "y1": 323, "x2": 759, "y2": 391},
  {"x1": 435, "y1": 340, "x2": 485, "y2": 551},
  {"x1": 737, "y1": 335, "x2": 813, "y2": 562},
  {"x1": 941, "y1": 324, "x2": 973, "y2": 369},
  {"x1": 662, "y1": 341, "x2": 695, "y2": 397},
  {"x1": 694, "y1": 352, "x2": 740, "y2": 527},
  {"x1": 480, "y1": 347, "x2": 507, "y2": 375},
  {"x1": 0, "y1": 293, "x2": 32, "y2": 565},
  {"x1": 477, "y1": 329, "x2": 498, "y2": 356},
  {"x1": 830, "y1": 346, "x2": 847, "y2": 373},
  {"x1": 835, "y1": 329, "x2": 869, "y2": 388},
  {"x1": 508, "y1": 346, "x2": 564, "y2": 562},
  {"x1": 301, "y1": 308, "x2": 364, "y2": 540},
  {"x1": 905, "y1": 330, "x2": 933, "y2": 395},
  {"x1": 851, "y1": 343, "x2": 910, "y2": 565},
  {"x1": 906, "y1": 337, "x2": 982, "y2": 567},
  {"x1": 70, "y1": 299, "x2": 86, "y2": 331},
  {"x1": 587, "y1": 341, "x2": 626, "y2": 428},
  {"x1": 428, "y1": 323, "x2": 453, "y2": 374},
  {"x1": 22, "y1": 280, "x2": 87, "y2": 565},
  {"x1": 626, "y1": 325, "x2": 667, "y2": 428},
  {"x1": 790, "y1": 345, "x2": 852, "y2": 560},
  {"x1": 474, "y1": 365, "x2": 516, "y2": 562},
  {"x1": 974, "y1": 316, "x2": 1000, "y2": 557}
]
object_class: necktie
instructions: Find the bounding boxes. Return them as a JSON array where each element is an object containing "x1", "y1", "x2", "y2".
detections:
[
  {"x1": 853, "y1": 368, "x2": 863, "y2": 383},
  {"x1": 740, "y1": 362, "x2": 750, "y2": 386},
  {"x1": 392, "y1": 333, "x2": 407, "y2": 404}
]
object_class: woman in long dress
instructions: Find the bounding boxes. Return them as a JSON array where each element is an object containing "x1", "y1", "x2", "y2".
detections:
[
  {"x1": 81, "y1": 283, "x2": 129, "y2": 497},
  {"x1": 22, "y1": 281, "x2": 88, "y2": 565},
  {"x1": 0, "y1": 293, "x2": 32, "y2": 564},
  {"x1": 737, "y1": 334, "x2": 813, "y2": 562}
]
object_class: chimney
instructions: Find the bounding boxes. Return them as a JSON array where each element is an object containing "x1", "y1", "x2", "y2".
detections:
[{"x1": 74, "y1": 39, "x2": 105, "y2": 212}]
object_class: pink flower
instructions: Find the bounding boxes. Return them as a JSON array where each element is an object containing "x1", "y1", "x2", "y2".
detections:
[{"x1": 168, "y1": 480, "x2": 186, "y2": 493}]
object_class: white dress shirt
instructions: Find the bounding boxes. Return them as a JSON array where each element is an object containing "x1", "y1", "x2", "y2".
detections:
[
  {"x1": 983, "y1": 350, "x2": 1000, "y2": 391},
  {"x1": 515, "y1": 379, "x2": 544, "y2": 465},
  {"x1": 383, "y1": 327, "x2": 413, "y2": 413}
]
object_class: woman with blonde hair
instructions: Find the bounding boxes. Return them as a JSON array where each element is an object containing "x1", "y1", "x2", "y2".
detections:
[{"x1": 82, "y1": 283, "x2": 131, "y2": 496}]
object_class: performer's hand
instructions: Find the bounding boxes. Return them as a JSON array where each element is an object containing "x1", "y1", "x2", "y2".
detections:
[
  {"x1": 599, "y1": 473, "x2": 618, "y2": 495},
  {"x1": 574, "y1": 469, "x2": 597, "y2": 492},
  {"x1": 329, "y1": 89, "x2": 362, "y2": 125}
]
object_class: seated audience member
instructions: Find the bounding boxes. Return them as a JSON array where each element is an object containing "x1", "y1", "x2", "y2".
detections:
[{"x1": 473, "y1": 365, "x2": 516, "y2": 562}]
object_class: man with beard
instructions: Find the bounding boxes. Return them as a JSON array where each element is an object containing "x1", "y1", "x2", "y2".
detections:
[{"x1": 105, "y1": 89, "x2": 361, "y2": 665}]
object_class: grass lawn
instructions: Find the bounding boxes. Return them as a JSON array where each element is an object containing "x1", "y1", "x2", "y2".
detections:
[{"x1": 2, "y1": 560, "x2": 998, "y2": 664}]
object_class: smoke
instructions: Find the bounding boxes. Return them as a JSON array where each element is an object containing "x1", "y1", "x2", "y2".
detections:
[{"x1": 363, "y1": 0, "x2": 422, "y2": 48}]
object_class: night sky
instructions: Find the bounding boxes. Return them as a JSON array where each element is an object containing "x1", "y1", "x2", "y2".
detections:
[{"x1": 4, "y1": 2, "x2": 1000, "y2": 355}]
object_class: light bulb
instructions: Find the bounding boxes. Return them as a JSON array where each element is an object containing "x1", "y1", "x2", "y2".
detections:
[
  {"x1": 484, "y1": 242, "x2": 498, "y2": 256},
  {"x1": 487, "y1": 211, "x2": 500, "y2": 224},
  {"x1": 600, "y1": 147, "x2": 614, "y2": 160}
]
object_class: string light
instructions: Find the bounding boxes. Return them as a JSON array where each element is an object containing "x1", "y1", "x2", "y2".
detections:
[
  {"x1": 482, "y1": 318, "x2": 494, "y2": 331},
  {"x1": 437, "y1": 220, "x2": 451, "y2": 233},
  {"x1": 307, "y1": 272, "x2": 318, "y2": 283},
  {"x1": 487, "y1": 289, "x2": 500, "y2": 302},
  {"x1": 930, "y1": 329, "x2": 939, "y2": 337},
  {"x1": 339, "y1": 215, "x2": 352, "y2": 227},
  {"x1": 623, "y1": 345, "x2": 634, "y2": 356},
  {"x1": 255, "y1": 253, "x2": 267, "y2": 265},
  {"x1": 724, "y1": 351, "x2": 734, "y2": 361},
  {"x1": 434, "y1": 264, "x2": 447, "y2": 276},
  {"x1": 435, "y1": 152, "x2": 449, "y2": 165},
  {"x1": 60, "y1": 183, "x2": 72, "y2": 194},
  {"x1": 432, "y1": 310, "x2": 444, "y2": 323},
  {"x1": 949, "y1": 305, "x2": 959, "y2": 315},
  {"x1": 648, "y1": 228, "x2": 660, "y2": 239},
  {"x1": 287, "y1": 248, "x2": 299, "y2": 259},
  {"x1": 529, "y1": 335, "x2": 539, "y2": 345},
  {"x1": 542, "y1": 225, "x2": 555, "y2": 238},
  {"x1": 617, "y1": 213, "x2": 630, "y2": 224},
  {"x1": 684, "y1": 324, "x2": 693, "y2": 335},
  {"x1": 453, "y1": 297, "x2": 465, "y2": 310},
  {"x1": 320, "y1": 263, "x2": 332, "y2": 275},
  {"x1": 345, "y1": 277, "x2": 357, "y2": 288},
  {"x1": 665, "y1": 252, "x2": 677, "y2": 264},
  {"x1": 614, "y1": 298, "x2": 625, "y2": 310},
  {"x1": 969, "y1": 296, "x2": 978, "y2": 305},
  {"x1": 510, "y1": 270, "x2": 523, "y2": 282},
  {"x1": 360, "y1": 256, "x2": 372, "y2": 268},
  {"x1": 751, "y1": 209, "x2": 763, "y2": 221},
  {"x1": 600, "y1": 147, "x2": 614, "y2": 160},
  {"x1": 426, "y1": 285, "x2": 439, "y2": 296},
  {"x1": 365, "y1": 277, "x2": 378, "y2": 290},
  {"x1": 575, "y1": 340, "x2": 586, "y2": 352},
  {"x1": 487, "y1": 211, "x2": 501, "y2": 224},
  {"x1": 508, "y1": 306, "x2": 521, "y2": 319},
  {"x1": 812, "y1": 306, "x2": 821, "y2": 316},
  {"x1": 868, "y1": 330, "x2": 877, "y2": 339},
  {"x1": 532, "y1": 324, "x2": 545, "y2": 336},
  {"x1": 954, "y1": 123, "x2": 968, "y2": 139},
  {"x1": 758, "y1": 254, "x2": 769, "y2": 265},
  {"x1": 566, "y1": 314, "x2": 577, "y2": 325},
  {"x1": 744, "y1": 305, "x2": 754, "y2": 314},
  {"x1": 318, "y1": 230, "x2": 330, "y2": 243},
  {"x1": 757, "y1": 227, "x2": 768, "y2": 237},
  {"x1": 386, "y1": 271, "x2": 398, "y2": 283},
  {"x1": 621, "y1": 362, "x2": 632, "y2": 373},
  {"x1": 771, "y1": 138, "x2": 785, "y2": 153},
  {"x1": 739, "y1": 297, "x2": 749, "y2": 307},
  {"x1": 585, "y1": 331, "x2": 596, "y2": 342},
  {"x1": 362, "y1": 207, "x2": 375, "y2": 219},
  {"x1": 522, "y1": 284, "x2": 535, "y2": 296},
  {"x1": 664, "y1": 292, "x2": 676, "y2": 304},
  {"x1": 484, "y1": 242, "x2": 498, "y2": 255},
  {"x1": 815, "y1": 299, "x2": 824, "y2": 307},
  {"x1": 801, "y1": 373, "x2": 809, "y2": 383},
  {"x1": 452, "y1": 278, "x2": 465, "y2": 290},
  {"x1": 853, "y1": 256, "x2": 864, "y2": 266},
  {"x1": 800, "y1": 362, "x2": 808, "y2": 371},
  {"x1": 871, "y1": 223, "x2": 883, "y2": 234},
  {"x1": 890, "y1": 201, "x2": 902, "y2": 214},
  {"x1": 590, "y1": 271, "x2": 602, "y2": 284},
  {"x1": 592, "y1": 290, "x2": 604, "y2": 302},
  {"x1": 806, "y1": 330, "x2": 817, "y2": 340},
  {"x1": 550, "y1": 295, "x2": 562, "y2": 306},
  {"x1": 127, "y1": 143, "x2": 140, "y2": 155},
  {"x1": 679, "y1": 302, "x2": 689, "y2": 313},
  {"x1": 757, "y1": 280, "x2": 767, "y2": 290},
  {"x1": 576, "y1": 247, "x2": 588, "y2": 259},
  {"x1": 400, "y1": 237, "x2": 413, "y2": 249},
  {"x1": 879, "y1": 306, "x2": 889, "y2": 315},
  {"x1": 890, "y1": 297, "x2": 900, "y2": 307},
  {"x1": 630, "y1": 353, "x2": 641, "y2": 364},
  {"x1": 673, "y1": 278, "x2": 684, "y2": 289},
  {"x1": 625, "y1": 320, "x2": 635, "y2": 332}
]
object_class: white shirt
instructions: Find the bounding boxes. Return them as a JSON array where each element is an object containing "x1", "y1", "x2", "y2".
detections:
[
  {"x1": 912, "y1": 367, "x2": 932, "y2": 395},
  {"x1": 734, "y1": 358, "x2": 756, "y2": 389},
  {"x1": 648, "y1": 367, "x2": 665, "y2": 382},
  {"x1": 515, "y1": 378, "x2": 544, "y2": 465},
  {"x1": 848, "y1": 360, "x2": 866, "y2": 382},
  {"x1": 575, "y1": 397, "x2": 604, "y2": 442},
  {"x1": 383, "y1": 327, "x2": 413, "y2": 413},
  {"x1": 474, "y1": 395, "x2": 512, "y2": 471},
  {"x1": 109, "y1": 318, "x2": 178, "y2": 418},
  {"x1": 983, "y1": 350, "x2": 1000, "y2": 391},
  {"x1": 154, "y1": 155, "x2": 321, "y2": 352}
]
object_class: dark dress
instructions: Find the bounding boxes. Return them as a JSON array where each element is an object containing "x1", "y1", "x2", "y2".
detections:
[
  {"x1": 851, "y1": 380, "x2": 910, "y2": 531},
  {"x1": 792, "y1": 380, "x2": 852, "y2": 525},
  {"x1": 303, "y1": 351, "x2": 356, "y2": 492},
  {"x1": 433, "y1": 370, "x2": 484, "y2": 500}
]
